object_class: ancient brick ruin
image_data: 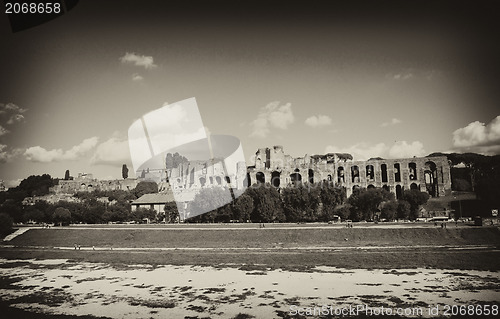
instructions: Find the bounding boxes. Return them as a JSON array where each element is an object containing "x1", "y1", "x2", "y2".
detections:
[{"x1": 247, "y1": 146, "x2": 452, "y2": 198}]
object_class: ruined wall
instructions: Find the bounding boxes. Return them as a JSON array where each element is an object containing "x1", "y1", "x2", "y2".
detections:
[
  {"x1": 51, "y1": 174, "x2": 139, "y2": 194},
  {"x1": 248, "y1": 146, "x2": 452, "y2": 199}
]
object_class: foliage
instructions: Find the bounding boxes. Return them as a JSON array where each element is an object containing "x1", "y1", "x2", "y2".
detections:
[
  {"x1": 334, "y1": 204, "x2": 352, "y2": 220},
  {"x1": 397, "y1": 200, "x2": 411, "y2": 220},
  {"x1": 189, "y1": 187, "x2": 232, "y2": 219},
  {"x1": 452, "y1": 178, "x2": 472, "y2": 192},
  {"x1": 380, "y1": 200, "x2": 398, "y2": 221},
  {"x1": 163, "y1": 202, "x2": 179, "y2": 223},
  {"x1": 131, "y1": 207, "x2": 157, "y2": 223},
  {"x1": 0, "y1": 213, "x2": 13, "y2": 236},
  {"x1": 246, "y1": 184, "x2": 285, "y2": 222},
  {"x1": 122, "y1": 164, "x2": 129, "y2": 179},
  {"x1": 348, "y1": 188, "x2": 395, "y2": 221},
  {"x1": 64, "y1": 170, "x2": 70, "y2": 180},
  {"x1": 53, "y1": 207, "x2": 71, "y2": 226},
  {"x1": 402, "y1": 189, "x2": 430, "y2": 220},
  {"x1": 319, "y1": 183, "x2": 346, "y2": 222},
  {"x1": 133, "y1": 181, "x2": 158, "y2": 198},
  {"x1": 282, "y1": 185, "x2": 321, "y2": 222},
  {"x1": 233, "y1": 193, "x2": 253, "y2": 222},
  {"x1": 15, "y1": 174, "x2": 55, "y2": 197}
]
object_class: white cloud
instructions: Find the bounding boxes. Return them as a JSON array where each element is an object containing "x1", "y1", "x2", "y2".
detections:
[
  {"x1": 119, "y1": 52, "x2": 157, "y2": 69},
  {"x1": 452, "y1": 116, "x2": 500, "y2": 155},
  {"x1": 24, "y1": 137, "x2": 99, "y2": 163},
  {"x1": 250, "y1": 101, "x2": 294, "y2": 138},
  {"x1": 305, "y1": 115, "x2": 332, "y2": 128},
  {"x1": 91, "y1": 134, "x2": 131, "y2": 166},
  {"x1": 325, "y1": 140, "x2": 425, "y2": 161},
  {"x1": 132, "y1": 73, "x2": 144, "y2": 81},
  {"x1": 0, "y1": 144, "x2": 24, "y2": 163},
  {"x1": 381, "y1": 118, "x2": 402, "y2": 127},
  {"x1": 0, "y1": 125, "x2": 9, "y2": 137},
  {"x1": 388, "y1": 141, "x2": 425, "y2": 158}
]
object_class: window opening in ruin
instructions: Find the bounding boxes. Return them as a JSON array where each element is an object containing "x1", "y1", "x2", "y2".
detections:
[
  {"x1": 366, "y1": 165, "x2": 374, "y2": 181},
  {"x1": 327, "y1": 174, "x2": 332, "y2": 181},
  {"x1": 351, "y1": 166, "x2": 360, "y2": 183},
  {"x1": 199, "y1": 177, "x2": 206, "y2": 187},
  {"x1": 272, "y1": 171, "x2": 281, "y2": 188},
  {"x1": 409, "y1": 162, "x2": 417, "y2": 180},
  {"x1": 246, "y1": 173, "x2": 251, "y2": 187},
  {"x1": 216, "y1": 176, "x2": 222, "y2": 185},
  {"x1": 290, "y1": 172, "x2": 302, "y2": 186},
  {"x1": 381, "y1": 164, "x2": 388, "y2": 183},
  {"x1": 256, "y1": 172, "x2": 265, "y2": 184},
  {"x1": 394, "y1": 163, "x2": 401, "y2": 182},
  {"x1": 225, "y1": 176, "x2": 231, "y2": 184},
  {"x1": 308, "y1": 169, "x2": 314, "y2": 184},
  {"x1": 190, "y1": 168, "x2": 195, "y2": 185},
  {"x1": 337, "y1": 167, "x2": 344, "y2": 184},
  {"x1": 410, "y1": 183, "x2": 418, "y2": 190},
  {"x1": 424, "y1": 161, "x2": 438, "y2": 197},
  {"x1": 367, "y1": 184, "x2": 375, "y2": 189},
  {"x1": 209, "y1": 176, "x2": 213, "y2": 185}
]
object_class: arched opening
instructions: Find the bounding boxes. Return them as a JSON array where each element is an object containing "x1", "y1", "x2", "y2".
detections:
[
  {"x1": 367, "y1": 184, "x2": 375, "y2": 189},
  {"x1": 87, "y1": 185, "x2": 93, "y2": 191},
  {"x1": 80, "y1": 183, "x2": 86, "y2": 190},
  {"x1": 256, "y1": 172, "x2": 265, "y2": 184},
  {"x1": 351, "y1": 166, "x2": 360, "y2": 183},
  {"x1": 327, "y1": 174, "x2": 332, "y2": 181},
  {"x1": 394, "y1": 163, "x2": 401, "y2": 182},
  {"x1": 366, "y1": 165, "x2": 374, "y2": 181},
  {"x1": 209, "y1": 176, "x2": 214, "y2": 185},
  {"x1": 290, "y1": 172, "x2": 302, "y2": 186},
  {"x1": 245, "y1": 173, "x2": 251, "y2": 187},
  {"x1": 352, "y1": 185, "x2": 360, "y2": 194},
  {"x1": 199, "y1": 177, "x2": 206, "y2": 187},
  {"x1": 225, "y1": 176, "x2": 231, "y2": 184},
  {"x1": 189, "y1": 168, "x2": 195, "y2": 186},
  {"x1": 337, "y1": 167, "x2": 344, "y2": 184},
  {"x1": 216, "y1": 176, "x2": 222, "y2": 185},
  {"x1": 396, "y1": 185, "x2": 403, "y2": 199},
  {"x1": 424, "y1": 161, "x2": 438, "y2": 197},
  {"x1": 381, "y1": 164, "x2": 388, "y2": 183},
  {"x1": 382, "y1": 185, "x2": 390, "y2": 192},
  {"x1": 308, "y1": 169, "x2": 314, "y2": 184},
  {"x1": 410, "y1": 183, "x2": 418, "y2": 190},
  {"x1": 409, "y1": 162, "x2": 417, "y2": 180},
  {"x1": 271, "y1": 171, "x2": 281, "y2": 188}
]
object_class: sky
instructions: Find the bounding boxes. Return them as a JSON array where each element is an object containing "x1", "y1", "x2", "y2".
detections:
[{"x1": 1, "y1": 0, "x2": 499, "y2": 188}]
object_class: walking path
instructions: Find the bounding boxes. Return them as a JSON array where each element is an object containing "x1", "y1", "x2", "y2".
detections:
[{"x1": 2, "y1": 227, "x2": 32, "y2": 242}]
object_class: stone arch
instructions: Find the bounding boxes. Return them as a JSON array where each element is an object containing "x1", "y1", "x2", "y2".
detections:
[
  {"x1": 216, "y1": 176, "x2": 222, "y2": 185},
  {"x1": 351, "y1": 166, "x2": 360, "y2": 183},
  {"x1": 189, "y1": 168, "x2": 195, "y2": 186},
  {"x1": 410, "y1": 182, "x2": 419, "y2": 190},
  {"x1": 290, "y1": 172, "x2": 302, "y2": 185},
  {"x1": 424, "y1": 161, "x2": 438, "y2": 197},
  {"x1": 381, "y1": 164, "x2": 388, "y2": 183},
  {"x1": 199, "y1": 177, "x2": 206, "y2": 187},
  {"x1": 256, "y1": 172, "x2": 265, "y2": 184},
  {"x1": 408, "y1": 162, "x2": 417, "y2": 180},
  {"x1": 367, "y1": 184, "x2": 375, "y2": 189},
  {"x1": 209, "y1": 176, "x2": 214, "y2": 185},
  {"x1": 87, "y1": 184, "x2": 93, "y2": 191},
  {"x1": 80, "y1": 183, "x2": 86, "y2": 191},
  {"x1": 308, "y1": 169, "x2": 314, "y2": 184},
  {"x1": 271, "y1": 171, "x2": 281, "y2": 188},
  {"x1": 327, "y1": 174, "x2": 332, "y2": 181},
  {"x1": 394, "y1": 163, "x2": 401, "y2": 182},
  {"x1": 245, "y1": 173, "x2": 251, "y2": 187},
  {"x1": 225, "y1": 176, "x2": 231, "y2": 184},
  {"x1": 337, "y1": 167, "x2": 345, "y2": 183},
  {"x1": 366, "y1": 165, "x2": 374, "y2": 181}
]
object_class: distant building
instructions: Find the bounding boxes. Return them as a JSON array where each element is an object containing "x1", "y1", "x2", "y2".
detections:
[{"x1": 51, "y1": 173, "x2": 139, "y2": 194}]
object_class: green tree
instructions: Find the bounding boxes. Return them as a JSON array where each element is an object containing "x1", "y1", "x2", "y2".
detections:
[
  {"x1": 348, "y1": 188, "x2": 394, "y2": 221},
  {"x1": 133, "y1": 181, "x2": 158, "y2": 198},
  {"x1": 380, "y1": 200, "x2": 398, "y2": 221},
  {"x1": 64, "y1": 170, "x2": 70, "y2": 180},
  {"x1": 0, "y1": 213, "x2": 13, "y2": 236},
  {"x1": 397, "y1": 200, "x2": 411, "y2": 220},
  {"x1": 282, "y1": 185, "x2": 321, "y2": 222},
  {"x1": 131, "y1": 207, "x2": 157, "y2": 223},
  {"x1": 233, "y1": 193, "x2": 254, "y2": 222},
  {"x1": 402, "y1": 189, "x2": 430, "y2": 220},
  {"x1": 189, "y1": 187, "x2": 232, "y2": 220},
  {"x1": 320, "y1": 183, "x2": 346, "y2": 222},
  {"x1": 52, "y1": 207, "x2": 71, "y2": 226},
  {"x1": 122, "y1": 164, "x2": 129, "y2": 179},
  {"x1": 164, "y1": 202, "x2": 179, "y2": 223},
  {"x1": 334, "y1": 204, "x2": 352, "y2": 220},
  {"x1": 246, "y1": 184, "x2": 284, "y2": 222}
]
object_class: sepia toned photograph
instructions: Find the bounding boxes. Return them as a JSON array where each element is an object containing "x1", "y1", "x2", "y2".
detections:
[{"x1": 1, "y1": 1, "x2": 499, "y2": 318}]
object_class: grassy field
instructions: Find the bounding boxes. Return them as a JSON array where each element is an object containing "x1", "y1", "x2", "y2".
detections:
[{"x1": 2, "y1": 225, "x2": 500, "y2": 271}]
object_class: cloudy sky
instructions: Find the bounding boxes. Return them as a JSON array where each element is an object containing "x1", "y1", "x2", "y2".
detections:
[{"x1": 1, "y1": 1, "x2": 499, "y2": 187}]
